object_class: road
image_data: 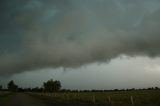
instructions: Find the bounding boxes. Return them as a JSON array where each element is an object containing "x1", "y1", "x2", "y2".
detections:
[{"x1": 3, "y1": 93, "x2": 50, "y2": 106}]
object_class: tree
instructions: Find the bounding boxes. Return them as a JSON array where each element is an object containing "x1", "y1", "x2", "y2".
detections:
[
  {"x1": 0, "y1": 85, "x2": 2, "y2": 90},
  {"x1": 8, "y1": 80, "x2": 18, "y2": 92},
  {"x1": 43, "y1": 79, "x2": 61, "y2": 92}
]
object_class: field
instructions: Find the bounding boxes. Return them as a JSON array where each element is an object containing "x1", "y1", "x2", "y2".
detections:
[
  {"x1": 0, "y1": 92, "x2": 13, "y2": 105},
  {"x1": 0, "y1": 90, "x2": 160, "y2": 106},
  {"x1": 29, "y1": 90, "x2": 160, "y2": 106}
]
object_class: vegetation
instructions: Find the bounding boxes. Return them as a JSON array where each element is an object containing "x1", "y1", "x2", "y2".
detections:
[
  {"x1": 43, "y1": 79, "x2": 61, "y2": 92},
  {"x1": 7, "y1": 80, "x2": 18, "y2": 92},
  {"x1": 0, "y1": 79, "x2": 61, "y2": 92},
  {"x1": 30, "y1": 90, "x2": 160, "y2": 106},
  {"x1": 0, "y1": 85, "x2": 2, "y2": 91},
  {"x1": 1, "y1": 79, "x2": 160, "y2": 106},
  {"x1": 0, "y1": 92, "x2": 13, "y2": 106}
]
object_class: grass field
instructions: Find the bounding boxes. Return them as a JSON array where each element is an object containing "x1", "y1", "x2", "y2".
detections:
[
  {"x1": 29, "y1": 90, "x2": 160, "y2": 106},
  {"x1": 0, "y1": 92, "x2": 13, "y2": 105}
]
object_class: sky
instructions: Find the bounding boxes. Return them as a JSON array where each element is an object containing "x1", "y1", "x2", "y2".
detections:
[{"x1": 1, "y1": 0, "x2": 160, "y2": 90}]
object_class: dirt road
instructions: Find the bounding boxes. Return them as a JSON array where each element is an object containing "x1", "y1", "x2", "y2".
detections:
[{"x1": 3, "y1": 93, "x2": 49, "y2": 106}]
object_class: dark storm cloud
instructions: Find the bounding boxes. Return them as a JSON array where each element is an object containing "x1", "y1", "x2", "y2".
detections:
[{"x1": 1, "y1": 0, "x2": 160, "y2": 75}]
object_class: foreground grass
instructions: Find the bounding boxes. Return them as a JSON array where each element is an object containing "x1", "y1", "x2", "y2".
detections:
[
  {"x1": 29, "y1": 90, "x2": 160, "y2": 106},
  {"x1": 0, "y1": 92, "x2": 14, "y2": 105}
]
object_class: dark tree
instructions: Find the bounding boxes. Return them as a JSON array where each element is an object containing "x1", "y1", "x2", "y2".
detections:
[
  {"x1": 8, "y1": 80, "x2": 18, "y2": 92},
  {"x1": 43, "y1": 79, "x2": 61, "y2": 92},
  {"x1": 155, "y1": 87, "x2": 159, "y2": 90},
  {"x1": 0, "y1": 85, "x2": 2, "y2": 90}
]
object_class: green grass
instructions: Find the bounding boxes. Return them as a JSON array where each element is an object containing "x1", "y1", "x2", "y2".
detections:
[{"x1": 29, "y1": 90, "x2": 160, "y2": 106}]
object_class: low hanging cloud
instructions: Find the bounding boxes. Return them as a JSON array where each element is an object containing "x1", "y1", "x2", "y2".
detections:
[{"x1": 1, "y1": 0, "x2": 160, "y2": 76}]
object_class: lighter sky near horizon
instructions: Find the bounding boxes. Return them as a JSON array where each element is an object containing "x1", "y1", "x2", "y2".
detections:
[
  {"x1": 1, "y1": 56, "x2": 160, "y2": 90},
  {"x1": 1, "y1": 0, "x2": 160, "y2": 89}
]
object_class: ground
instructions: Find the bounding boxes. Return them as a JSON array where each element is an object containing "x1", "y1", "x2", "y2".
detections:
[
  {"x1": 1, "y1": 90, "x2": 160, "y2": 106},
  {"x1": 1, "y1": 93, "x2": 49, "y2": 106}
]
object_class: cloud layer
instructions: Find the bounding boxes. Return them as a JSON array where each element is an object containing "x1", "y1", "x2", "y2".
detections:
[{"x1": 1, "y1": 0, "x2": 160, "y2": 75}]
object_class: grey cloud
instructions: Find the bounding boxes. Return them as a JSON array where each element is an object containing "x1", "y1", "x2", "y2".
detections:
[{"x1": 0, "y1": 0, "x2": 160, "y2": 76}]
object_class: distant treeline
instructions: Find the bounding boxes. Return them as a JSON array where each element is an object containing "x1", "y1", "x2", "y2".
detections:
[
  {"x1": 0, "y1": 80, "x2": 160, "y2": 92},
  {"x1": 0, "y1": 79, "x2": 61, "y2": 92},
  {"x1": 60, "y1": 87, "x2": 160, "y2": 93}
]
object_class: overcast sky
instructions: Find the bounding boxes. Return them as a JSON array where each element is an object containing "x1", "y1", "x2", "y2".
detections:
[{"x1": 1, "y1": 0, "x2": 160, "y2": 89}]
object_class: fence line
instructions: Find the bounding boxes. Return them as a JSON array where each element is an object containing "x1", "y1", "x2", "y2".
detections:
[
  {"x1": 92, "y1": 95, "x2": 96, "y2": 104},
  {"x1": 30, "y1": 93, "x2": 138, "y2": 106},
  {"x1": 131, "y1": 96, "x2": 134, "y2": 106},
  {"x1": 108, "y1": 96, "x2": 111, "y2": 104}
]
